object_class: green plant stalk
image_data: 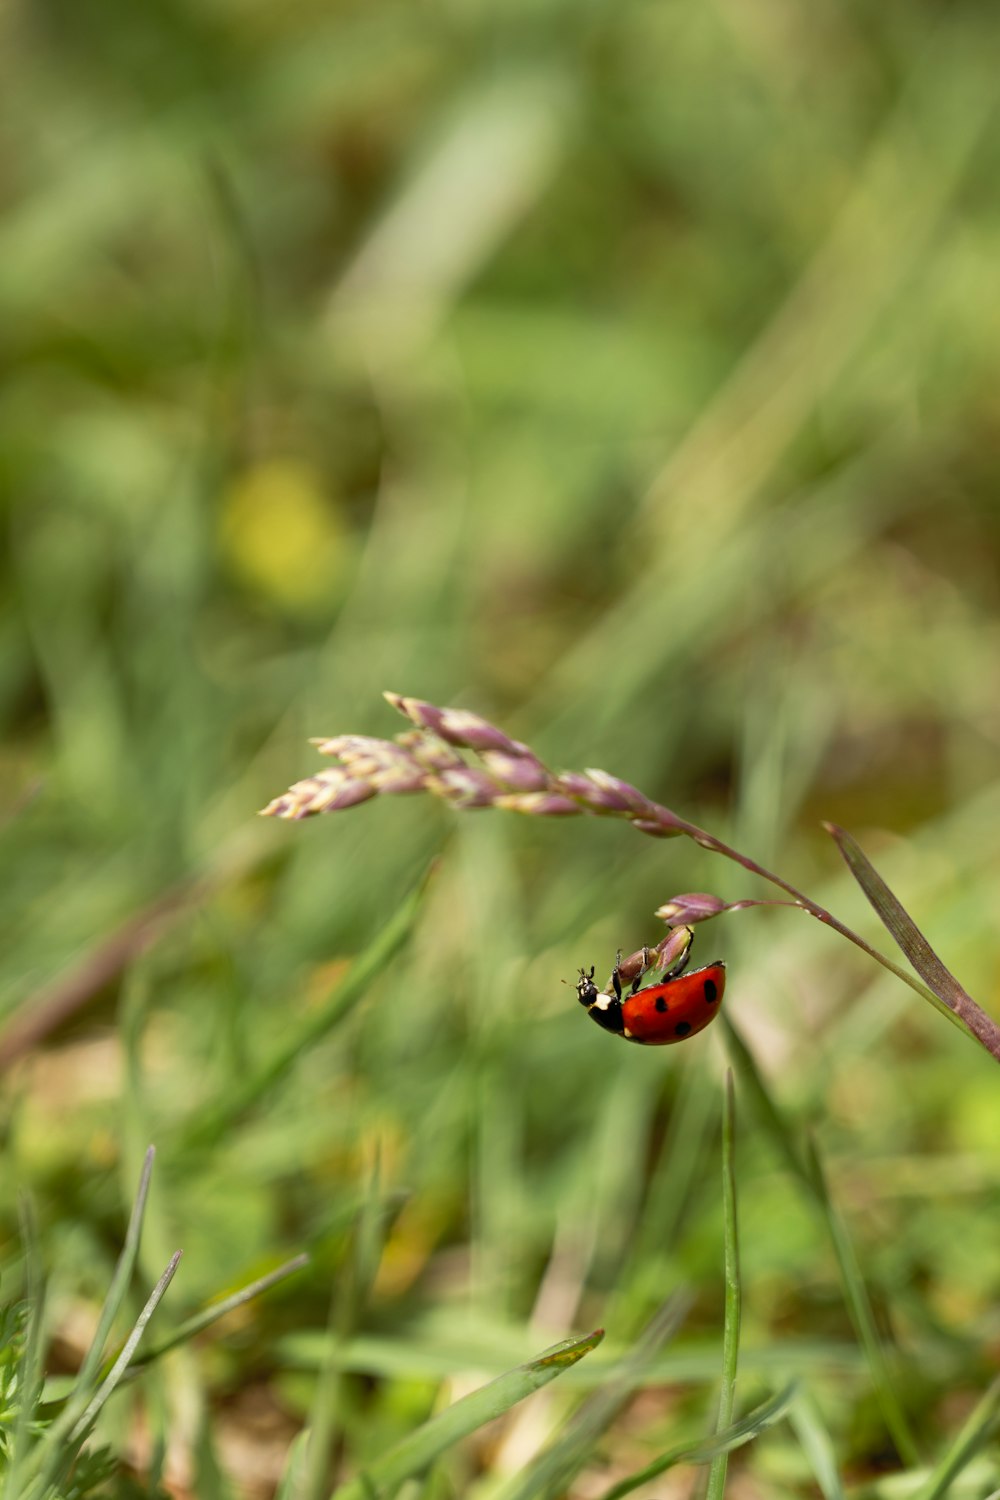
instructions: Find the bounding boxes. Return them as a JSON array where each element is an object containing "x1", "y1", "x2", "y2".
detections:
[
  {"x1": 599, "y1": 1381, "x2": 798, "y2": 1500},
  {"x1": 706, "y1": 1071, "x2": 741, "y2": 1500},
  {"x1": 302, "y1": 1152, "x2": 389, "y2": 1500},
  {"x1": 723, "y1": 1015, "x2": 919, "y2": 1467},
  {"x1": 803, "y1": 1138, "x2": 918, "y2": 1468},
  {"x1": 909, "y1": 1373, "x2": 1000, "y2": 1500}
]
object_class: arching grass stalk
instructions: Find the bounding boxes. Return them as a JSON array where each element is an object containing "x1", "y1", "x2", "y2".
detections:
[{"x1": 260, "y1": 693, "x2": 1000, "y2": 1064}]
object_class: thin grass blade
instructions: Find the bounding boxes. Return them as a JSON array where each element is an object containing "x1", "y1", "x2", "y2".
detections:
[
  {"x1": 495, "y1": 1294, "x2": 691, "y2": 1500},
  {"x1": 789, "y1": 1391, "x2": 847, "y2": 1500},
  {"x1": 328, "y1": 1329, "x2": 605, "y2": 1500},
  {"x1": 130, "y1": 1253, "x2": 309, "y2": 1370},
  {"x1": 724, "y1": 1017, "x2": 918, "y2": 1466},
  {"x1": 303, "y1": 1154, "x2": 389, "y2": 1500},
  {"x1": 599, "y1": 1380, "x2": 798, "y2": 1500},
  {"x1": 78, "y1": 1145, "x2": 156, "y2": 1387},
  {"x1": 803, "y1": 1137, "x2": 918, "y2": 1467},
  {"x1": 182, "y1": 862, "x2": 436, "y2": 1150},
  {"x1": 824, "y1": 823, "x2": 1000, "y2": 1058},
  {"x1": 5, "y1": 1199, "x2": 47, "y2": 1500},
  {"x1": 25, "y1": 1251, "x2": 182, "y2": 1499},
  {"x1": 70, "y1": 1249, "x2": 183, "y2": 1442},
  {"x1": 722, "y1": 1015, "x2": 808, "y2": 1185},
  {"x1": 706, "y1": 1070, "x2": 741, "y2": 1500},
  {"x1": 276, "y1": 1432, "x2": 312, "y2": 1500},
  {"x1": 910, "y1": 1374, "x2": 1000, "y2": 1500},
  {"x1": 12, "y1": 1149, "x2": 158, "y2": 1496}
]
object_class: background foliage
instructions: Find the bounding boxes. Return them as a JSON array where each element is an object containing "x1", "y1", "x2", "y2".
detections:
[{"x1": 1, "y1": 0, "x2": 999, "y2": 1494}]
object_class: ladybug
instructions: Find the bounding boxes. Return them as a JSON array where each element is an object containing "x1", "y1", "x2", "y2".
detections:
[{"x1": 575, "y1": 935, "x2": 725, "y2": 1046}]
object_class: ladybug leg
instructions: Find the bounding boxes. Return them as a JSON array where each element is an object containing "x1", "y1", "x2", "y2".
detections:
[
  {"x1": 611, "y1": 964, "x2": 623, "y2": 1002},
  {"x1": 661, "y1": 929, "x2": 694, "y2": 979},
  {"x1": 630, "y1": 944, "x2": 654, "y2": 994}
]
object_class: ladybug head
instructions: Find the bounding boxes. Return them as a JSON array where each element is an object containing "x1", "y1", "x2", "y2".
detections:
[{"x1": 575, "y1": 965, "x2": 599, "y2": 1008}]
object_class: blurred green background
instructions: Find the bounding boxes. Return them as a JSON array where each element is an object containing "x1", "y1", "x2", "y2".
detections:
[{"x1": 2, "y1": 0, "x2": 1000, "y2": 1494}]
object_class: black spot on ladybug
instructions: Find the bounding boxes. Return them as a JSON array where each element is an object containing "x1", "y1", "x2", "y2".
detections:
[
  {"x1": 655, "y1": 996, "x2": 668, "y2": 1013},
  {"x1": 703, "y1": 979, "x2": 718, "y2": 1004},
  {"x1": 674, "y1": 1021, "x2": 692, "y2": 1037}
]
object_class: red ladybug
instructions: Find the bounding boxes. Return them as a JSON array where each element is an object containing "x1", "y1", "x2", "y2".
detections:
[{"x1": 575, "y1": 940, "x2": 725, "y2": 1046}]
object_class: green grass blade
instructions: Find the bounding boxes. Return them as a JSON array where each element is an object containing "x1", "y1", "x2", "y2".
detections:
[
  {"x1": 789, "y1": 1391, "x2": 846, "y2": 1500},
  {"x1": 329, "y1": 1329, "x2": 605, "y2": 1500},
  {"x1": 25, "y1": 1251, "x2": 182, "y2": 1499},
  {"x1": 706, "y1": 1070, "x2": 741, "y2": 1500},
  {"x1": 181, "y1": 862, "x2": 436, "y2": 1151},
  {"x1": 5, "y1": 1200, "x2": 46, "y2": 1500},
  {"x1": 279, "y1": 1329, "x2": 866, "y2": 1385},
  {"x1": 78, "y1": 1145, "x2": 157, "y2": 1388},
  {"x1": 724, "y1": 1016, "x2": 919, "y2": 1466},
  {"x1": 721, "y1": 1015, "x2": 807, "y2": 1185},
  {"x1": 599, "y1": 1381, "x2": 798, "y2": 1500},
  {"x1": 129, "y1": 1253, "x2": 310, "y2": 1370},
  {"x1": 496, "y1": 1294, "x2": 691, "y2": 1500},
  {"x1": 69, "y1": 1250, "x2": 183, "y2": 1442},
  {"x1": 803, "y1": 1137, "x2": 918, "y2": 1467},
  {"x1": 276, "y1": 1433, "x2": 312, "y2": 1500},
  {"x1": 13, "y1": 1149, "x2": 159, "y2": 1495},
  {"x1": 824, "y1": 823, "x2": 999, "y2": 1056},
  {"x1": 303, "y1": 1153, "x2": 389, "y2": 1500},
  {"x1": 910, "y1": 1374, "x2": 1000, "y2": 1500}
]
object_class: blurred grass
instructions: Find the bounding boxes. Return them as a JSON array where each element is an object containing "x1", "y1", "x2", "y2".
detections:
[{"x1": 2, "y1": 0, "x2": 1000, "y2": 1494}]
